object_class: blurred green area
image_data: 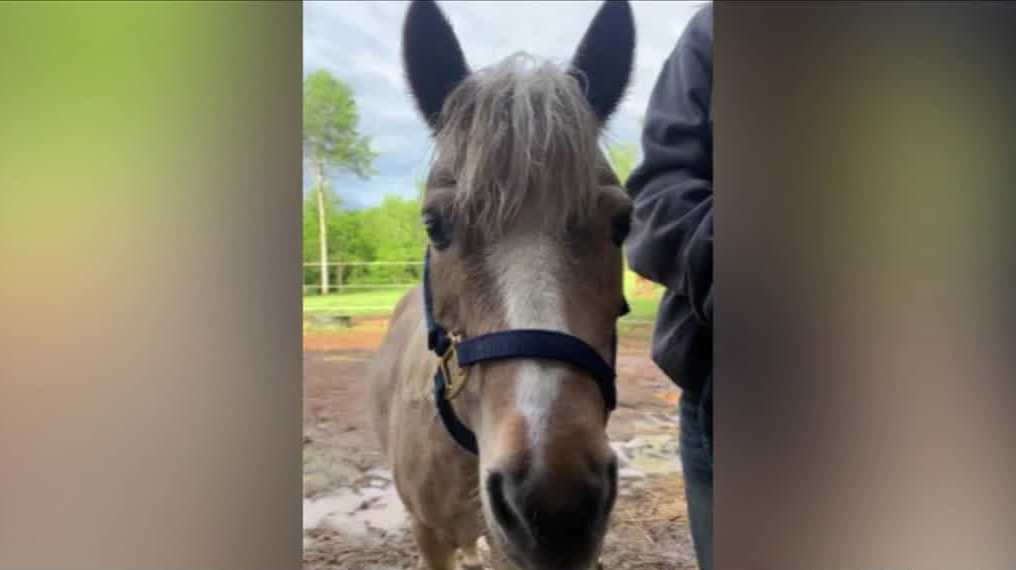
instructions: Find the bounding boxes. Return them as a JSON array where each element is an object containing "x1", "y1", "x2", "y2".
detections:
[{"x1": 1, "y1": 1, "x2": 299, "y2": 308}]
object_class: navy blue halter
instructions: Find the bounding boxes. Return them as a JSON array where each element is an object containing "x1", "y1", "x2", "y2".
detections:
[{"x1": 423, "y1": 247, "x2": 628, "y2": 455}]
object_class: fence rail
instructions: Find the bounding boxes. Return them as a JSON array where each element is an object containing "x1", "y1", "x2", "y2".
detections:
[{"x1": 303, "y1": 260, "x2": 421, "y2": 293}]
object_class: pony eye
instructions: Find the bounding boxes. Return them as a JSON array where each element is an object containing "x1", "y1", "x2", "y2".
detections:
[
  {"x1": 611, "y1": 210, "x2": 631, "y2": 246},
  {"x1": 423, "y1": 211, "x2": 452, "y2": 250}
]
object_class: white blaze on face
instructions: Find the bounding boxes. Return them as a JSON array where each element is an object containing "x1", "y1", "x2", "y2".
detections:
[{"x1": 490, "y1": 232, "x2": 569, "y2": 466}]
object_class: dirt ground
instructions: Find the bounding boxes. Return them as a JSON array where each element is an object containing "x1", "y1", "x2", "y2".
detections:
[{"x1": 303, "y1": 317, "x2": 697, "y2": 570}]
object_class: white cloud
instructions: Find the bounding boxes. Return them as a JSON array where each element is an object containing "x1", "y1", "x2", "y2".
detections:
[{"x1": 304, "y1": 0, "x2": 708, "y2": 209}]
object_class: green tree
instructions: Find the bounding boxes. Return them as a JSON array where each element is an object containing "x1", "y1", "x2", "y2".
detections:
[
  {"x1": 330, "y1": 208, "x2": 376, "y2": 285},
  {"x1": 362, "y1": 195, "x2": 427, "y2": 283},
  {"x1": 302, "y1": 187, "x2": 345, "y2": 290},
  {"x1": 302, "y1": 191, "x2": 325, "y2": 290},
  {"x1": 303, "y1": 70, "x2": 377, "y2": 294}
]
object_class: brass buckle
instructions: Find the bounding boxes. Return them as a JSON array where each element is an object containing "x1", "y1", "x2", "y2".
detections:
[{"x1": 439, "y1": 332, "x2": 469, "y2": 400}]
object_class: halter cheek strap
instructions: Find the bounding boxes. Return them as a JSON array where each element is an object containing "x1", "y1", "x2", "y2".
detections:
[{"x1": 423, "y1": 247, "x2": 628, "y2": 455}]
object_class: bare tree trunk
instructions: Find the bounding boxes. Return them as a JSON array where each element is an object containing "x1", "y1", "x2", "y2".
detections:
[{"x1": 315, "y1": 163, "x2": 329, "y2": 295}]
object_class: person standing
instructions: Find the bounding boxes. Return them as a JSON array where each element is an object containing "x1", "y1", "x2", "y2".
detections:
[{"x1": 624, "y1": 5, "x2": 713, "y2": 570}]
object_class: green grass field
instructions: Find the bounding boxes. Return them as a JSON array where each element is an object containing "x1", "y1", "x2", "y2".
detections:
[
  {"x1": 303, "y1": 286, "x2": 413, "y2": 317},
  {"x1": 303, "y1": 270, "x2": 663, "y2": 323}
]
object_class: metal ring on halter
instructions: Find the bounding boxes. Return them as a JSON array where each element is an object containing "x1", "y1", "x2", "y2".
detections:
[{"x1": 438, "y1": 332, "x2": 468, "y2": 400}]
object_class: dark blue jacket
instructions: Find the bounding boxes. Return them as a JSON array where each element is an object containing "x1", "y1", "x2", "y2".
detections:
[{"x1": 625, "y1": 5, "x2": 713, "y2": 399}]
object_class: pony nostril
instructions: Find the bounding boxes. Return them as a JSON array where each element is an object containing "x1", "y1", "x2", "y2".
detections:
[
  {"x1": 486, "y1": 471, "x2": 520, "y2": 535},
  {"x1": 487, "y1": 463, "x2": 614, "y2": 567}
]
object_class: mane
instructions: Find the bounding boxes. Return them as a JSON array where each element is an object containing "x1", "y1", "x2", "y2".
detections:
[{"x1": 434, "y1": 53, "x2": 602, "y2": 235}]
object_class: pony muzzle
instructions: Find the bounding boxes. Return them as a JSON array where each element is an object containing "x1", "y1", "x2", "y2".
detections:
[
  {"x1": 473, "y1": 358, "x2": 619, "y2": 567},
  {"x1": 483, "y1": 448, "x2": 618, "y2": 570}
]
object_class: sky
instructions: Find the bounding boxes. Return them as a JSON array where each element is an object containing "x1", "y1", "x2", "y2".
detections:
[{"x1": 303, "y1": 0, "x2": 708, "y2": 209}]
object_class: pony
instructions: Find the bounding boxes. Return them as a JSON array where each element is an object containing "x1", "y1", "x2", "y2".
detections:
[{"x1": 368, "y1": 1, "x2": 635, "y2": 568}]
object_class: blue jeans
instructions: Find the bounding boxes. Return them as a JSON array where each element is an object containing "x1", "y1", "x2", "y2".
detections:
[{"x1": 680, "y1": 379, "x2": 713, "y2": 570}]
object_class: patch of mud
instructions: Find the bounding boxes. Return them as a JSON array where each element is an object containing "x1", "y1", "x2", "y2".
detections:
[
  {"x1": 304, "y1": 525, "x2": 416, "y2": 570},
  {"x1": 604, "y1": 473, "x2": 697, "y2": 570},
  {"x1": 304, "y1": 485, "x2": 408, "y2": 537},
  {"x1": 615, "y1": 435, "x2": 681, "y2": 477}
]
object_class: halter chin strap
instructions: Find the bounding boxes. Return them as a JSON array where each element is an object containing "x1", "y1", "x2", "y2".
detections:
[{"x1": 423, "y1": 247, "x2": 628, "y2": 455}]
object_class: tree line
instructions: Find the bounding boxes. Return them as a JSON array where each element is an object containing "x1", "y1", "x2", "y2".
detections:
[{"x1": 302, "y1": 189, "x2": 427, "y2": 291}]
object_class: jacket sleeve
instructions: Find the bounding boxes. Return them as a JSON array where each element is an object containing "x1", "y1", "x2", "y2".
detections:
[{"x1": 624, "y1": 6, "x2": 713, "y2": 325}]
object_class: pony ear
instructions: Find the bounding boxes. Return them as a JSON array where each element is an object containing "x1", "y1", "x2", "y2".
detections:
[
  {"x1": 402, "y1": 0, "x2": 470, "y2": 131},
  {"x1": 569, "y1": 0, "x2": 636, "y2": 125}
]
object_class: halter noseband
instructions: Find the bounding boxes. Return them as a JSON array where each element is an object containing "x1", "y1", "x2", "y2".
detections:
[{"x1": 423, "y1": 247, "x2": 627, "y2": 455}]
